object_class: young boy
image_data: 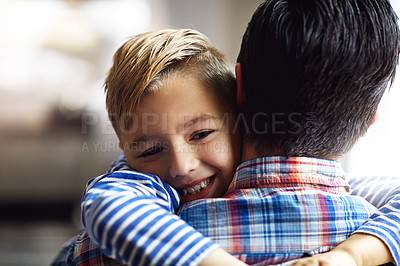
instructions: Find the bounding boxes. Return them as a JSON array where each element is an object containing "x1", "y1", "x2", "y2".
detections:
[
  {"x1": 53, "y1": 28, "x2": 246, "y2": 266},
  {"x1": 53, "y1": 0, "x2": 400, "y2": 263}
]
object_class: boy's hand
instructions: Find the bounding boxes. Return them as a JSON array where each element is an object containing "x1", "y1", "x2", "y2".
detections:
[
  {"x1": 289, "y1": 250, "x2": 357, "y2": 266},
  {"x1": 199, "y1": 248, "x2": 248, "y2": 266},
  {"x1": 290, "y1": 233, "x2": 393, "y2": 266}
]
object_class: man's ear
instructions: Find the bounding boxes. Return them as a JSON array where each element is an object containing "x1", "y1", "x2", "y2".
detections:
[
  {"x1": 235, "y1": 63, "x2": 246, "y2": 106},
  {"x1": 118, "y1": 142, "x2": 123, "y2": 150},
  {"x1": 370, "y1": 111, "x2": 378, "y2": 127}
]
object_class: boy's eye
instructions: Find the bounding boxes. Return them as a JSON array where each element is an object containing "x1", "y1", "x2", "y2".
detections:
[
  {"x1": 139, "y1": 146, "x2": 164, "y2": 158},
  {"x1": 190, "y1": 130, "x2": 215, "y2": 141}
]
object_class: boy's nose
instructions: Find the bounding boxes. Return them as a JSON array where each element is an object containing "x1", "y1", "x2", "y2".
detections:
[{"x1": 169, "y1": 145, "x2": 199, "y2": 178}]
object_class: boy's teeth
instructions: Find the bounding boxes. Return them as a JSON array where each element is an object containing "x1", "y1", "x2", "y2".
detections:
[{"x1": 182, "y1": 177, "x2": 211, "y2": 196}]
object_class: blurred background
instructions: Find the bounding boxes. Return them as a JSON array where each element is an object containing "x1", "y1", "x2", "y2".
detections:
[{"x1": 0, "y1": 0, "x2": 399, "y2": 265}]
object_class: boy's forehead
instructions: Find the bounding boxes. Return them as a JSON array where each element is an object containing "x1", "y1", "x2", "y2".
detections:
[{"x1": 119, "y1": 73, "x2": 233, "y2": 139}]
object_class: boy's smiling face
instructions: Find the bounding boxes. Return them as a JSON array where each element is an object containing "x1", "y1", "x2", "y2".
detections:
[{"x1": 119, "y1": 74, "x2": 241, "y2": 203}]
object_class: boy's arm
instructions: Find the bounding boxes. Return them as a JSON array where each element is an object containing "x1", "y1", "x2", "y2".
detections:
[
  {"x1": 348, "y1": 175, "x2": 400, "y2": 208},
  {"x1": 80, "y1": 154, "x2": 247, "y2": 266},
  {"x1": 199, "y1": 248, "x2": 247, "y2": 266},
  {"x1": 291, "y1": 176, "x2": 400, "y2": 265},
  {"x1": 289, "y1": 233, "x2": 393, "y2": 266},
  {"x1": 82, "y1": 170, "x2": 220, "y2": 266},
  {"x1": 347, "y1": 175, "x2": 400, "y2": 264}
]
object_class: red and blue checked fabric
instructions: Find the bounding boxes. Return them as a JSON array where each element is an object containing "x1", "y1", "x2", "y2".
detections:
[
  {"x1": 52, "y1": 230, "x2": 122, "y2": 266},
  {"x1": 178, "y1": 157, "x2": 377, "y2": 264}
]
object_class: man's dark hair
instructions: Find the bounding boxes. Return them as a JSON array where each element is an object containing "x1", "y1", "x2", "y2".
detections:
[{"x1": 237, "y1": 0, "x2": 400, "y2": 157}]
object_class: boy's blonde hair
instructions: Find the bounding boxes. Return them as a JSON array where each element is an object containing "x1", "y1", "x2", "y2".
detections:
[{"x1": 105, "y1": 29, "x2": 236, "y2": 135}]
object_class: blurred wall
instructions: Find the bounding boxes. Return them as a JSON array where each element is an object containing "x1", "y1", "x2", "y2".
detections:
[
  {"x1": 343, "y1": 0, "x2": 400, "y2": 176},
  {"x1": 0, "y1": 0, "x2": 262, "y2": 217},
  {"x1": 2, "y1": 0, "x2": 399, "y2": 219},
  {"x1": 166, "y1": 0, "x2": 262, "y2": 64}
]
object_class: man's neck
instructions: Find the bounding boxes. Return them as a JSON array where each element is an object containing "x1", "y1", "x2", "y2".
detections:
[
  {"x1": 241, "y1": 140, "x2": 280, "y2": 162},
  {"x1": 241, "y1": 141, "x2": 258, "y2": 162},
  {"x1": 241, "y1": 140, "x2": 338, "y2": 162}
]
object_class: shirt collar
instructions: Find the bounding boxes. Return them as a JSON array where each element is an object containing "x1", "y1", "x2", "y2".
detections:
[{"x1": 227, "y1": 156, "x2": 350, "y2": 192}]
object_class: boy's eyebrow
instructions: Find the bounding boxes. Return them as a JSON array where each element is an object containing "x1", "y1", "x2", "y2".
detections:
[{"x1": 183, "y1": 114, "x2": 218, "y2": 129}]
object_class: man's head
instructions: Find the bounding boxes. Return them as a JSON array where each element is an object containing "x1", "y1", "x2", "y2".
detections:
[{"x1": 237, "y1": 0, "x2": 400, "y2": 158}]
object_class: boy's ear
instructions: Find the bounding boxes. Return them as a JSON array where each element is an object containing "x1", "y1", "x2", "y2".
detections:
[
  {"x1": 235, "y1": 63, "x2": 246, "y2": 106},
  {"x1": 118, "y1": 142, "x2": 123, "y2": 150}
]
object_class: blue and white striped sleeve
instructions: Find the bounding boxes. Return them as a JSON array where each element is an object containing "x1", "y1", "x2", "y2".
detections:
[
  {"x1": 81, "y1": 170, "x2": 219, "y2": 266},
  {"x1": 348, "y1": 176, "x2": 400, "y2": 264}
]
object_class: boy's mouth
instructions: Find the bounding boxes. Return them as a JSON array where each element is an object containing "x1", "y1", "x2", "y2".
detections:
[{"x1": 180, "y1": 176, "x2": 212, "y2": 196}]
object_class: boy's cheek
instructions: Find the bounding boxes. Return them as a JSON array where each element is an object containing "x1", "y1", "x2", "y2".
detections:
[
  {"x1": 124, "y1": 154, "x2": 136, "y2": 171},
  {"x1": 208, "y1": 143, "x2": 237, "y2": 182}
]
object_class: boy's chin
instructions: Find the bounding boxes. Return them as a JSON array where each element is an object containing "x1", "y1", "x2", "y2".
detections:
[{"x1": 180, "y1": 175, "x2": 217, "y2": 203}]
